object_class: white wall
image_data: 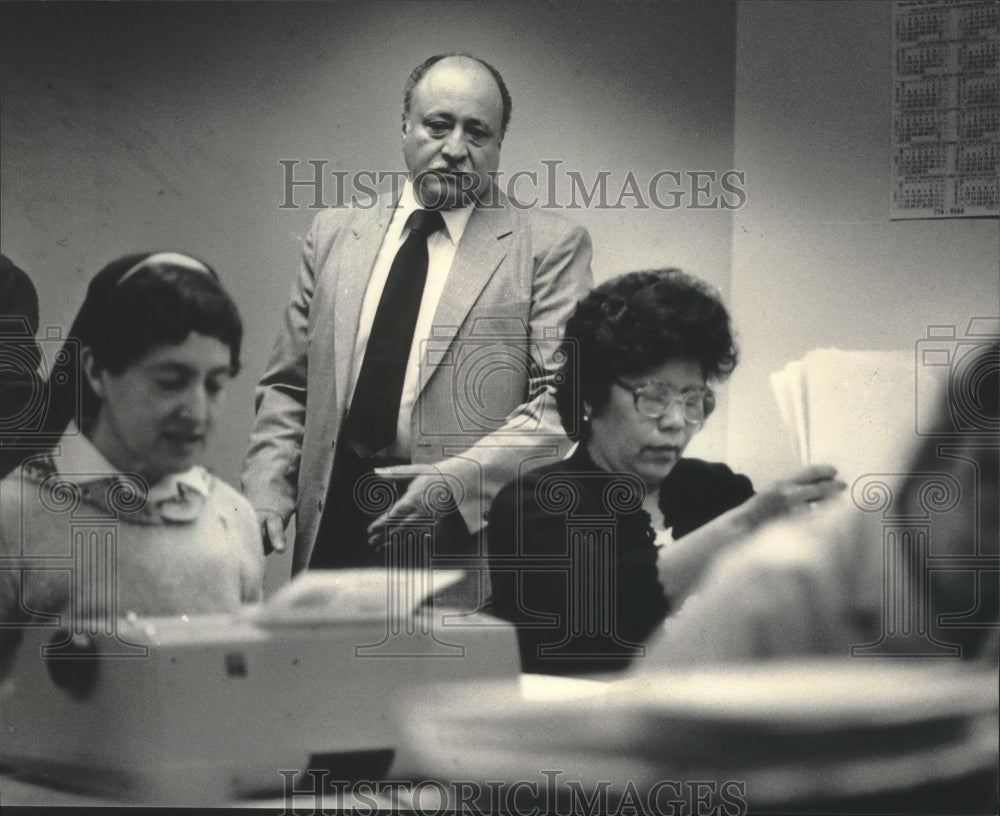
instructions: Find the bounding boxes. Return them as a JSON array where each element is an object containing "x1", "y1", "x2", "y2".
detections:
[
  {"x1": 1, "y1": 1, "x2": 737, "y2": 588},
  {"x1": 728, "y1": 0, "x2": 999, "y2": 485},
  {"x1": 5, "y1": 1, "x2": 997, "y2": 584}
]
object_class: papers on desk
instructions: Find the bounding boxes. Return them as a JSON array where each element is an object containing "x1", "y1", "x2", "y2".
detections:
[
  {"x1": 395, "y1": 660, "x2": 999, "y2": 809},
  {"x1": 770, "y1": 349, "x2": 918, "y2": 487},
  {"x1": 249, "y1": 568, "x2": 464, "y2": 627}
]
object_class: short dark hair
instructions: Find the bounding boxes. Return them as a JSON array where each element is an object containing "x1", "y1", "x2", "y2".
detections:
[
  {"x1": 402, "y1": 53, "x2": 512, "y2": 140},
  {"x1": 0, "y1": 254, "x2": 39, "y2": 337},
  {"x1": 555, "y1": 269, "x2": 738, "y2": 441},
  {"x1": 0, "y1": 253, "x2": 41, "y2": 371},
  {"x1": 50, "y1": 251, "x2": 243, "y2": 432}
]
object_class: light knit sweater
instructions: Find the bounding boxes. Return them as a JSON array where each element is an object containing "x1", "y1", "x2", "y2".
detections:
[{"x1": 0, "y1": 430, "x2": 264, "y2": 624}]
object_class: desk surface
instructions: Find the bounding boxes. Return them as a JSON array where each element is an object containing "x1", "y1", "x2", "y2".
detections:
[
  {"x1": 4, "y1": 670, "x2": 996, "y2": 812},
  {"x1": 0, "y1": 675, "x2": 606, "y2": 809},
  {"x1": 0, "y1": 767, "x2": 409, "y2": 809}
]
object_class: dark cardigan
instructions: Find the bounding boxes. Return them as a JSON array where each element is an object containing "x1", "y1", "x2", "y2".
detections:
[{"x1": 487, "y1": 445, "x2": 753, "y2": 675}]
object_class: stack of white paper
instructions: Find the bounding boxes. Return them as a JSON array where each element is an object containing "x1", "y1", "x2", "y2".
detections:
[{"x1": 770, "y1": 349, "x2": 917, "y2": 487}]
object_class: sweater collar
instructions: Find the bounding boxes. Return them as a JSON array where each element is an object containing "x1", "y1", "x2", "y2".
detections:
[{"x1": 55, "y1": 422, "x2": 210, "y2": 502}]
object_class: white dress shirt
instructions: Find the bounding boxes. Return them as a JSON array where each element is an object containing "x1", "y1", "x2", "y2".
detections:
[{"x1": 348, "y1": 181, "x2": 474, "y2": 458}]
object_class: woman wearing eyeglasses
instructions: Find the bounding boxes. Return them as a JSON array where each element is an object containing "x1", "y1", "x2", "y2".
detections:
[{"x1": 486, "y1": 269, "x2": 844, "y2": 675}]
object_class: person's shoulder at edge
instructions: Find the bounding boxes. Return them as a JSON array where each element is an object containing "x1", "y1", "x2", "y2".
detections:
[
  {"x1": 509, "y1": 207, "x2": 593, "y2": 259},
  {"x1": 659, "y1": 458, "x2": 754, "y2": 532},
  {"x1": 492, "y1": 451, "x2": 572, "y2": 507},
  {"x1": 307, "y1": 200, "x2": 380, "y2": 231},
  {"x1": 666, "y1": 457, "x2": 753, "y2": 490},
  {"x1": 482, "y1": 189, "x2": 592, "y2": 244},
  {"x1": 494, "y1": 444, "x2": 595, "y2": 492},
  {"x1": 304, "y1": 194, "x2": 396, "y2": 251},
  {"x1": 0, "y1": 457, "x2": 62, "y2": 556},
  {"x1": 489, "y1": 447, "x2": 596, "y2": 526},
  {"x1": 306, "y1": 187, "x2": 592, "y2": 253}
]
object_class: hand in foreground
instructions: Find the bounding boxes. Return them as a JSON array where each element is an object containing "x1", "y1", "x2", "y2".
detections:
[
  {"x1": 367, "y1": 464, "x2": 458, "y2": 550},
  {"x1": 737, "y1": 463, "x2": 846, "y2": 534},
  {"x1": 257, "y1": 510, "x2": 287, "y2": 555}
]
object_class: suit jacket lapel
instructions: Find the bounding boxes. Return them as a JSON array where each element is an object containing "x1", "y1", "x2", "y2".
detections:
[
  {"x1": 417, "y1": 199, "x2": 512, "y2": 397},
  {"x1": 333, "y1": 194, "x2": 397, "y2": 406}
]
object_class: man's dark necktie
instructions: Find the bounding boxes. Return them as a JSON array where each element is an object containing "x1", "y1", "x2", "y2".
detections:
[{"x1": 342, "y1": 208, "x2": 444, "y2": 458}]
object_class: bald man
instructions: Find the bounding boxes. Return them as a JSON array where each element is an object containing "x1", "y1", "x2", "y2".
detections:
[{"x1": 243, "y1": 54, "x2": 593, "y2": 592}]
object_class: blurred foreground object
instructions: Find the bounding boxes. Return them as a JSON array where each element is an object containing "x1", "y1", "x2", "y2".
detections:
[
  {"x1": 656, "y1": 335, "x2": 999, "y2": 664},
  {"x1": 394, "y1": 660, "x2": 998, "y2": 813},
  {"x1": 771, "y1": 327, "x2": 999, "y2": 487},
  {"x1": 0, "y1": 254, "x2": 44, "y2": 478},
  {"x1": 0, "y1": 569, "x2": 519, "y2": 804}
]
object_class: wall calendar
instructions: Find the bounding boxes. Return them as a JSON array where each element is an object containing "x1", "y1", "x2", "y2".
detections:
[{"x1": 893, "y1": 0, "x2": 999, "y2": 218}]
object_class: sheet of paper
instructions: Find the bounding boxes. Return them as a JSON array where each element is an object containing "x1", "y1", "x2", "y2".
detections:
[
  {"x1": 770, "y1": 359, "x2": 809, "y2": 466},
  {"x1": 771, "y1": 349, "x2": 917, "y2": 487}
]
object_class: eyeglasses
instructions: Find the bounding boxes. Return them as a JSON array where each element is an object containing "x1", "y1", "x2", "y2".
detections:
[{"x1": 613, "y1": 379, "x2": 713, "y2": 424}]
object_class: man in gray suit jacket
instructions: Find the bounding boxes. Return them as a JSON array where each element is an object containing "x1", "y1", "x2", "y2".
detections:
[{"x1": 242, "y1": 54, "x2": 592, "y2": 580}]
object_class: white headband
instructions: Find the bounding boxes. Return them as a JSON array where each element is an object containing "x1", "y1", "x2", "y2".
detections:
[{"x1": 118, "y1": 252, "x2": 213, "y2": 286}]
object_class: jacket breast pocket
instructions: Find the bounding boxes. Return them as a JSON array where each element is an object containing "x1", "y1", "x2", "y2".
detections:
[{"x1": 460, "y1": 299, "x2": 532, "y2": 338}]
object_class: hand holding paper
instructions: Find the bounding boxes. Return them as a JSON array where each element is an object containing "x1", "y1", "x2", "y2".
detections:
[{"x1": 735, "y1": 463, "x2": 846, "y2": 532}]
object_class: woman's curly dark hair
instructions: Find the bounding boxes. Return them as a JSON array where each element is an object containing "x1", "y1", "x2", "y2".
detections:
[{"x1": 554, "y1": 269, "x2": 738, "y2": 441}]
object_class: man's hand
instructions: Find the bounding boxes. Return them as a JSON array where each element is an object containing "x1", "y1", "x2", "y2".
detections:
[
  {"x1": 257, "y1": 510, "x2": 287, "y2": 555},
  {"x1": 367, "y1": 464, "x2": 459, "y2": 550},
  {"x1": 738, "y1": 464, "x2": 846, "y2": 533}
]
